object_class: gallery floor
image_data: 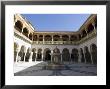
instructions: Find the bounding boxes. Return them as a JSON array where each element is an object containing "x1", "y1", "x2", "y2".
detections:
[{"x1": 14, "y1": 61, "x2": 97, "y2": 76}]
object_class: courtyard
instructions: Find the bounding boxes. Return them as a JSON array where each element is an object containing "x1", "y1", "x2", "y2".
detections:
[{"x1": 14, "y1": 61, "x2": 97, "y2": 76}]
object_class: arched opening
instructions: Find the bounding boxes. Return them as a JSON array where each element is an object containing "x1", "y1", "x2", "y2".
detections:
[
  {"x1": 87, "y1": 23, "x2": 94, "y2": 33},
  {"x1": 53, "y1": 35, "x2": 60, "y2": 41},
  {"x1": 71, "y1": 48, "x2": 79, "y2": 62},
  {"x1": 82, "y1": 30, "x2": 87, "y2": 38},
  {"x1": 29, "y1": 33, "x2": 32, "y2": 40},
  {"x1": 14, "y1": 42, "x2": 19, "y2": 62},
  {"x1": 37, "y1": 48, "x2": 42, "y2": 61},
  {"x1": 84, "y1": 46, "x2": 91, "y2": 64},
  {"x1": 44, "y1": 48, "x2": 51, "y2": 61},
  {"x1": 62, "y1": 48, "x2": 70, "y2": 61},
  {"x1": 39, "y1": 35, "x2": 43, "y2": 41},
  {"x1": 80, "y1": 48, "x2": 85, "y2": 63},
  {"x1": 62, "y1": 35, "x2": 69, "y2": 41},
  {"x1": 33, "y1": 35, "x2": 37, "y2": 41},
  {"x1": 25, "y1": 48, "x2": 31, "y2": 62},
  {"x1": 53, "y1": 47, "x2": 61, "y2": 63},
  {"x1": 78, "y1": 34, "x2": 81, "y2": 41},
  {"x1": 44, "y1": 35, "x2": 52, "y2": 41},
  {"x1": 18, "y1": 45, "x2": 26, "y2": 61},
  {"x1": 70, "y1": 35, "x2": 77, "y2": 41},
  {"x1": 90, "y1": 44, "x2": 97, "y2": 64},
  {"x1": 32, "y1": 48, "x2": 36, "y2": 61},
  {"x1": 15, "y1": 20, "x2": 23, "y2": 32},
  {"x1": 23, "y1": 27, "x2": 29, "y2": 37}
]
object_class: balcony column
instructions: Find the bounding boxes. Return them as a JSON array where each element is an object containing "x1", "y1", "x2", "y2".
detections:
[
  {"x1": 92, "y1": 22, "x2": 97, "y2": 34},
  {"x1": 36, "y1": 35, "x2": 39, "y2": 44},
  {"x1": 85, "y1": 27, "x2": 88, "y2": 38},
  {"x1": 52, "y1": 35, "x2": 53, "y2": 44},
  {"x1": 69, "y1": 35, "x2": 71, "y2": 44},
  {"x1": 43, "y1": 35, "x2": 44, "y2": 44},
  {"x1": 60, "y1": 35, "x2": 62, "y2": 44}
]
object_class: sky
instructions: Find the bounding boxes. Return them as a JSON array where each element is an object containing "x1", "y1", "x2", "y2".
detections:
[{"x1": 22, "y1": 14, "x2": 91, "y2": 32}]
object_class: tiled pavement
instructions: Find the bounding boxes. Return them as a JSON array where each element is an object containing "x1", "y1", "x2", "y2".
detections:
[{"x1": 14, "y1": 62, "x2": 97, "y2": 76}]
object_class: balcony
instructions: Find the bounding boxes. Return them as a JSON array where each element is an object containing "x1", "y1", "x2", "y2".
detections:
[{"x1": 33, "y1": 41, "x2": 77, "y2": 45}]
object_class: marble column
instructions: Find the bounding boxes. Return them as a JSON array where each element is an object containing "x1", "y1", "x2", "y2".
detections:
[
  {"x1": 42, "y1": 52, "x2": 44, "y2": 61},
  {"x1": 52, "y1": 35, "x2": 53, "y2": 44},
  {"x1": 92, "y1": 22, "x2": 96, "y2": 34},
  {"x1": 15, "y1": 48, "x2": 20, "y2": 62},
  {"x1": 51, "y1": 50, "x2": 53, "y2": 62},
  {"x1": 29, "y1": 52, "x2": 33, "y2": 62},
  {"x1": 89, "y1": 47, "x2": 93, "y2": 64},
  {"x1": 43, "y1": 35, "x2": 44, "y2": 44},
  {"x1": 78, "y1": 49, "x2": 81, "y2": 63},
  {"x1": 83, "y1": 48, "x2": 86, "y2": 64},
  {"x1": 85, "y1": 28, "x2": 88, "y2": 38},
  {"x1": 60, "y1": 54, "x2": 62, "y2": 63}
]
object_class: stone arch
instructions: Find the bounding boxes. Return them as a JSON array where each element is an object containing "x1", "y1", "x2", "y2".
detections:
[
  {"x1": 37, "y1": 48, "x2": 42, "y2": 61},
  {"x1": 22, "y1": 27, "x2": 29, "y2": 37},
  {"x1": 32, "y1": 48, "x2": 37, "y2": 61},
  {"x1": 70, "y1": 35, "x2": 77, "y2": 41},
  {"x1": 62, "y1": 35, "x2": 69, "y2": 41},
  {"x1": 84, "y1": 46, "x2": 91, "y2": 63},
  {"x1": 14, "y1": 42, "x2": 19, "y2": 62},
  {"x1": 44, "y1": 35, "x2": 52, "y2": 41},
  {"x1": 71, "y1": 48, "x2": 79, "y2": 62},
  {"x1": 82, "y1": 30, "x2": 87, "y2": 38},
  {"x1": 53, "y1": 35, "x2": 60, "y2": 41},
  {"x1": 52, "y1": 47, "x2": 61, "y2": 63},
  {"x1": 80, "y1": 48, "x2": 85, "y2": 63},
  {"x1": 29, "y1": 33, "x2": 33, "y2": 40},
  {"x1": 53, "y1": 47, "x2": 60, "y2": 53},
  {"x1": 62, "y1": 48, "x2": 70, "y2": 61},
  {"x1": 39, "y1": 35, "x2": 43, "y2": 41},
  {"x1": 78, "y1": 34, "x2": 81, "y2": 41},
  {"x1": 87, "y1": 23, "x2": 94, "y2": 33},
  {"x1": 33, "y1": 35, "x2": 37, "y2": 41},
  {"x1": 25, "y1": 47, "x2": 31, "y2": 62},
  {"x1": 43, "y1": 48, "x2": 51, "y2": 61},
  {"x1": 90, "y1": 44, "x2": 97, "y2": 64},
  {"x1": 18, "y1": 45, "x2": 26, "y2": 61},
  {"x1": 15, "y1": 20, "x2": 23, "y2": 32}
]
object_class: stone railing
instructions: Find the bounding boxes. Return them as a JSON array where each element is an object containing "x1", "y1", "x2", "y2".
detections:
[{"x1": 32, "y1": 29, "x2": 97, "y2": 45}]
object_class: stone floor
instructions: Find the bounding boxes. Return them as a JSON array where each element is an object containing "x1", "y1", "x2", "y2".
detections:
[{"x1": 14, "y1": 61, "x2": 97, "y2": 76}]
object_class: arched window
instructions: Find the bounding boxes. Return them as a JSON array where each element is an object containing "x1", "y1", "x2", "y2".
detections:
[
  {"x1": 23, "y1": 27, "x2": 29, "y2": 37},
  {"x1": 62, "y1": 35, "x2": 69, "y2": 41},
  {"x1": 29, "y1": 33, "x2": 32, "y2": 40},
  {"x1": 82, "y1": 30, "x2": 87, "y2": 38},
  {"x1": 15, "y1": 20, "x2": 23, "y2": 32},
  {"x1": 33, "y1": 35, "x2": 37, "y2": 41},
  {"x1": 45, "y1": 35, "x2": 52, "y2": 41},
  {"x1": 70, "y1": 35, "x2": 77, "y2": 41},
  {"x1": 53, "y1": 35, "x2": 60, "y2": 41},
  {"x1": 87, "y1": 23, "x2": 94, "y2": 33},
  {"x1": 39, "y1": 35, "x2": 43, "y2": 41}
]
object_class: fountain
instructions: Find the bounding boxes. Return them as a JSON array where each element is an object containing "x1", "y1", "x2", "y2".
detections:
[{"x1": 43, "y1": 46, "x2": 65, "y2": 70}]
